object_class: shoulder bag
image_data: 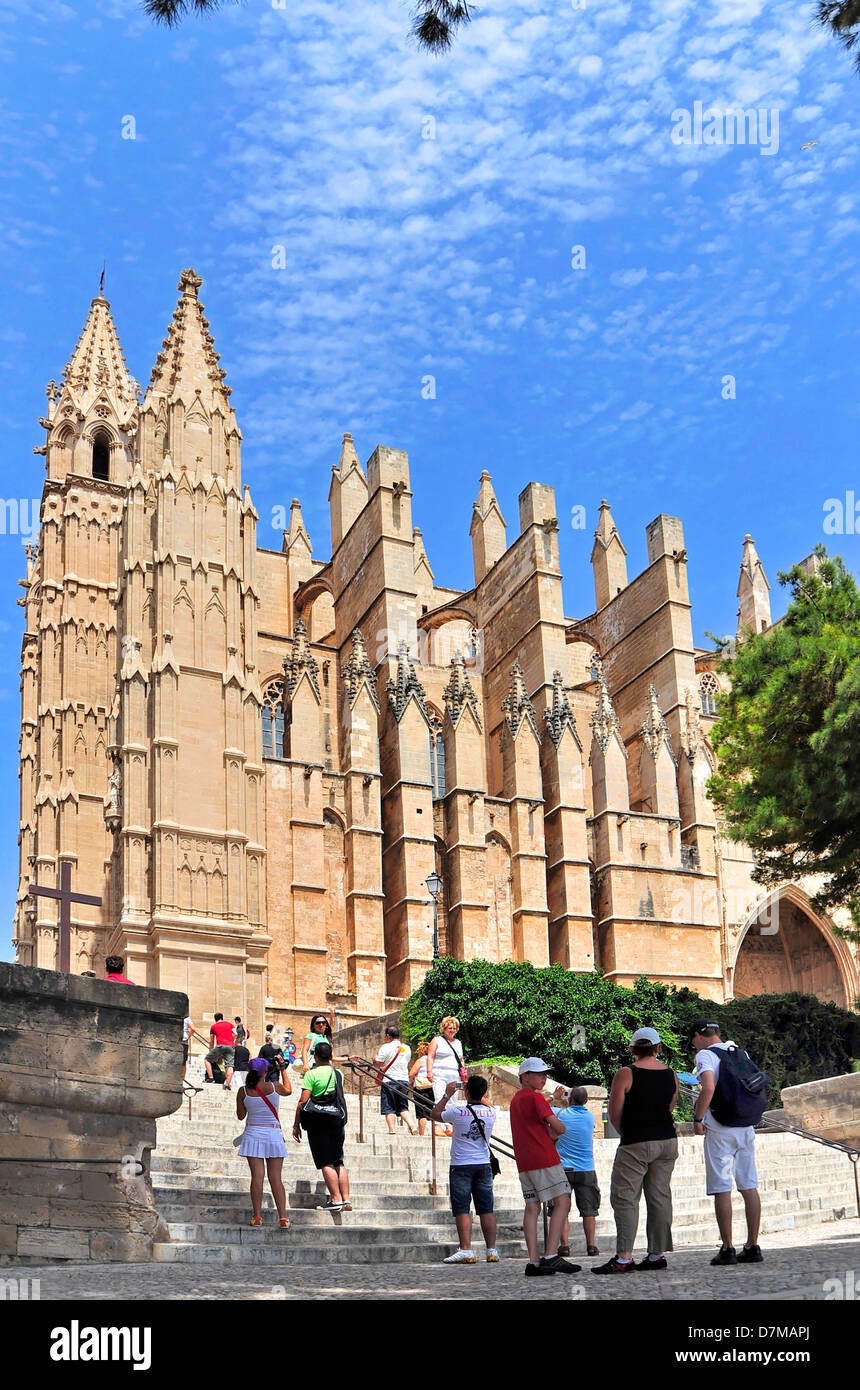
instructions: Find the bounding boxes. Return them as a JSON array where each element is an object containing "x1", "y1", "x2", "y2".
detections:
[
  {"x1": 300, "y1": 1067, "x2": 349, "y2": 1128},
  {"x1": 466, "y1": 1102, "x2": 501, "y2": 1178}
]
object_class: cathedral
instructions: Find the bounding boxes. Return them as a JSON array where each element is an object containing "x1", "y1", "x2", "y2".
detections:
[{"x1": 14, "y1": 269, "x2": 859, "y2": 1033}]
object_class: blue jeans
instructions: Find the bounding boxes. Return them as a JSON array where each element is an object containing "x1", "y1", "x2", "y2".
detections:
[{"x1": 449, "y1": 1164, "x2": 494, "y2": 1217}]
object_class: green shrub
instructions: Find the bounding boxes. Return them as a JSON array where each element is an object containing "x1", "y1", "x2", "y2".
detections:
[{"x1": 400, "y1": 958, "x2": 860, "y2": 1105}]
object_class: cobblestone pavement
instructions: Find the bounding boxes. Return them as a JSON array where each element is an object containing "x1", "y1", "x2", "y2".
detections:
[{"x1": 7, "y1": 1218, "x2": 860, "y2": 1301}]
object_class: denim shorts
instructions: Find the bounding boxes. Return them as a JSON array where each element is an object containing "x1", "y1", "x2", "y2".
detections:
[
  {"x1": 380, "y1": 1080, "x2": 410, "y2": 1116},
  {"x1": 449, "y1": 1163, "x2": 494, "y2": 1217}
]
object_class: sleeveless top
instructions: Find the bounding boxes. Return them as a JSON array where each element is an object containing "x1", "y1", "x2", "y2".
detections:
[
  {"x1": 619, "y1": 1066, "x2": 677, "y2": 1145},
  {"x1": 243, "y1": 1087, "x2": 281, "y2": 1127},
  {"x1": 433, "y1": 1037, "x2": 463, "y2": 1077}
]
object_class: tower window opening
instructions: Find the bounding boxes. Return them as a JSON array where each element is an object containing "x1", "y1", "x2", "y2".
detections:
[{"x1": 92, "y1": 432, "x2": 110, "y2": 481}]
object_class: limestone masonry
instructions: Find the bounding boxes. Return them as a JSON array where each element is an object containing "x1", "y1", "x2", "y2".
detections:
[{"x1": 14, "y1": 269, "x2": 858, "y2": 1035}]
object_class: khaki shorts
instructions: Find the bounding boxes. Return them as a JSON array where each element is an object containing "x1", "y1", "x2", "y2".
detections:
[{"x1": 519, "y1": 1165, "x2": 571, "y2": 1204}]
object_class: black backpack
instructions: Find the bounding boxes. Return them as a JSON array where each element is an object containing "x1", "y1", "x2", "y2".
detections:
[{"x1": 708, "y1": 1045, "x2": 769, "y2": 1128}]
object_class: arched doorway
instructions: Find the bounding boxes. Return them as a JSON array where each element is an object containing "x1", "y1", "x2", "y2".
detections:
[{"x1": 733, "y1": 890, "x2": 852, "y2": 1008}]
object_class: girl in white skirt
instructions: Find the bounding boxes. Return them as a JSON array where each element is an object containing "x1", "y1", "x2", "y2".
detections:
[{"x1": 236, "y1": 1057, "x2": 292, "y2": 1227}]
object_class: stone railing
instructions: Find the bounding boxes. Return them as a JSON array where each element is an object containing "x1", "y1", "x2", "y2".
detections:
[{"x1": 0, "y1": 962, "x2": 186, "y2": 1264}]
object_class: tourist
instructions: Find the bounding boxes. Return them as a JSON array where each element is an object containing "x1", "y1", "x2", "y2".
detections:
[
  {"x1": 292, "y1": 1041, "x2": 351, "y2": 1212},
  {"x1": 374, "y1": 1025, "x2": 415, "y2": 1135},
  {"x1": 233, "y1": 1038, "x2": 251, "y2": 1092},
  {"x1": 236, "y1": 1057, "x2": 291, "y2": 1228},
  {"x1": 551, "y1": 1085, "x2": 601, "y2": 1256},
  {"x1": 593, "y1": 1027, "x2": 678, "y2": 1275},
  {"x1": 409, "y1": 1042, "x2": 437, "y2": 1135},
  {"x1": 510, "y1": 1058, "x2": 580, "y2": 1276},
  {"x1": 104, "y1": 955, "x2": 135, "y2": 984},
  {"x1": 690, "y1": 1019, "x2": 763, "y2": 1266},
  {"x1": 258, "y1": 1025, "x2": 286, "y2": 1083},
  {"x1": 300, "y1": 1013, "x2": 333, "y2": 1072},
  {"x1": 234, "y1": 1016, "x2": 248, "y2": 1046},
  {"x1": 431, "y1": 1076, "x2": 500, "y2": 1264},
  {"x1": 182, "y1": 1014, "x2": 193, "y2": 1077},
  {"x1": 426, "y1": 1016, "x2": 467, "y2": 1104},
  {"x1": 205, "y1": 1012, "x2": 236, "y2": 1091}
]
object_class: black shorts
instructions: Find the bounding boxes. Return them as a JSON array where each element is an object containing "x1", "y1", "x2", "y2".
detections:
[
  {"x1": 413, "y1": 1087, "x2": 434, "y2": 1118},
  {"x1": 307, "y1": 1121, "x2": 346, "y2": 1171},
  {"x1": 565, "y1": 1168, "x2": 601, "y2": 1217}
]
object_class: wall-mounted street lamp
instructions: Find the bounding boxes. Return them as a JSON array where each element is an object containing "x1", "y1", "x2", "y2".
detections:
[{"x1": 425, "y1": 870, "x2": 442, "y2": 960}]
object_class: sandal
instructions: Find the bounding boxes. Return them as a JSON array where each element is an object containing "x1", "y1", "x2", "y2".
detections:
[
  {"x1": 250, "y1": 1216, "x2": 262, "y2": 1227},
  {"x1": 341, "y1": 1201, "x2": 352, "y2": 1211},
  {"x1": 279, "y1": 1217, "x2": 290, "y2": 1228}
]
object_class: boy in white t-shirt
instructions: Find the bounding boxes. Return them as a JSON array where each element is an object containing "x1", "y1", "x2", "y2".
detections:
[{"x1": 431, "y1": 1076, "x2": 500, "y2": 1265}]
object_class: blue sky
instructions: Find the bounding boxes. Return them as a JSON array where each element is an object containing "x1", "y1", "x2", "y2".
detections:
[{"x1": 1, "y1": 0, "x2": 859, "y2": 958}]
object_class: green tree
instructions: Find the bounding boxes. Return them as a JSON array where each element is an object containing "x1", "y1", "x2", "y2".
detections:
[
  {"x1": 143, "y1": 0, "x2": 474, "y2": 53},
  {"x1": 707, "y1": 547, "x2": 860, "y2": 935},
  {"x1": 818, "y1": 2, "x2": 860, "y2": 70}
]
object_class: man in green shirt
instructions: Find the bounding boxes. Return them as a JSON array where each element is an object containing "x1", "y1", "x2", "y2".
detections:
[{"x1": 292, "y1": 1041, "x2": 352, "y2": 1212}]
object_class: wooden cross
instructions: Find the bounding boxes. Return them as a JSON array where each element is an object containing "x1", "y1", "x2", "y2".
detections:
[{"x1": 28, "y1": 863, "x2": 103, "y2": 974}]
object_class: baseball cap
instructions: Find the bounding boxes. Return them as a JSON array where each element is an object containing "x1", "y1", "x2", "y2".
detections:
[
  {"x1": 630, "y1": 1027, "x2": 661, "y2": 1045},
  {"x1": 518, "y1": 1057, "x2": 551, "y2": 1076}
]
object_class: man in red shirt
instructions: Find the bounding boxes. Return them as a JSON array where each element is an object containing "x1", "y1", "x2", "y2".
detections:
[
  {"x1": 104, "y1": 955, "x2": 135, "y2": 984},
  {"x1": 205, "y1": 1013, "x2": 235, "y2": 1091},
  {"x1": 510, "y1": 1058, "x2": 580, "y2": 1276}
]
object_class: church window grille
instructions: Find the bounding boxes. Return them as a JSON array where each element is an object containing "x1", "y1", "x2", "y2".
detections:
[
  {"x1": 262, "y1": 679, "x2": 285, "y2": 759},
  {"x1": 699, "y1": 671, "x2": 719, "y2": 717},
  {"x1": 92, "y1": 431, "x2": 110, "y2": 481}
]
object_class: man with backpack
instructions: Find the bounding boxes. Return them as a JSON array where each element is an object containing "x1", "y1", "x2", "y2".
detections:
[{"x1": 690, "y1": 1020, "x2": 765, "y2": 1266}]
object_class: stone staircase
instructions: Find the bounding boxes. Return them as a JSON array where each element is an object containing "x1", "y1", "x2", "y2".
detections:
[{"x1": 150, "y1": 1071, "x2": 858, "y2": 1266}]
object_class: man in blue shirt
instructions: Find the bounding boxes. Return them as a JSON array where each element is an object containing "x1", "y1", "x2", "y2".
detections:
[{"x1": 551, "y1": 1085, "x2": 601, "y2": 1256}]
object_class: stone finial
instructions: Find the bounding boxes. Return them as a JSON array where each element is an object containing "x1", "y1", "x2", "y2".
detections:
[
  {"x1": 544, "y1": 670, "x2": 581, "y2": 750},
  {"x1": 640, "y1": 685, "x2": 676, "y2": 764},
  {"x1": 501, "y1": 660, "x2": 540, "y2": 740},
  {"x1": 178, "y1": 267, "x2": 203, "y2": 296},
  {"x1": 590, "y1": 667, "x2": 623, "y2": 755},
  {"x1": 285, "y1": 498, "x2": 312, "y2": 553},
  {"x1": 386, "y1": 640, "x2": 430, "y2": 723},
  {"x1": 335, "y1": 431, "x2": 363, "y2": 478},
  {"x1": 443, "y1": 651, "x2": 481, "y2": 730},
  {"x1": 681, "y1": 687, "x2": 702, "y2": 764},
  {"x1": 343, "y1": 627, "x2": 380, "y2": 713},
  {"x1": 284, "y1": 615, "x2": 321, "y2": 701}
]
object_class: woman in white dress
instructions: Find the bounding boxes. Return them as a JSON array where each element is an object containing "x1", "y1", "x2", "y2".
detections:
[
  {"x1": 236, "y1": 1057, "x2": 292, "y2": 1228},
  {"x1": 426, "y1": 1016, "x2": 466, "y2": 1104}
]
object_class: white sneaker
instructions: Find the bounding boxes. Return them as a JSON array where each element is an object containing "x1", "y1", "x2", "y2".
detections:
[
  {"x1": 443, "y1": 1249, "x2": 478, "y2": 1264},
  {"x1": 486, "y1": 1248, "x2": 500, "y2": 1262}
]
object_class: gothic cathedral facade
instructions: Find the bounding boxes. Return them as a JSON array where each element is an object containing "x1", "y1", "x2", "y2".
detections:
[{"x1": 14, "y1": 271, "x2": 859, "y2": 1032}]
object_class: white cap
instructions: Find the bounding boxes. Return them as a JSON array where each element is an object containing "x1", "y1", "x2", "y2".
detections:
[
  {"x1": 631, "y1": 1027, "x2": 660, "y2": 1045},
  {"x1": 518, "y1": 1057, "x2": 551, "y2": 1076}
]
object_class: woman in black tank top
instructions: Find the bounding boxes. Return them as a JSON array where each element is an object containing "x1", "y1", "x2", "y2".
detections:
[{"x1": 619, "y1": 1065, "x2": 677, "y2": 1145}]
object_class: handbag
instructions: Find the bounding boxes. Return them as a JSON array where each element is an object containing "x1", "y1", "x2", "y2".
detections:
[
  {"x1": 300, "y1": 1066, "x2": 348, "y2": 1128},
  {"x1": 466, "y1": 1102, "x2": 501, "y2": 1178},
  {"x1": 442, "y1": 1037, "x2": 468, "y2": 1085}
]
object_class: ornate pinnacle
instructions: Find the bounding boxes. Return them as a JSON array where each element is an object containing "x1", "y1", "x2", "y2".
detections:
[
  {"x1": 501, "y1": 659, "x2": 540, "y2": 739},
  {"x1": 544, "y1": 670, "x2": 581, "y2": 750},
  {"x1": 283, "y1": 615, "x2": 320, "y2": 701},
  {"x1": 443, "y1": 651, "x2": 481, "y2": 730},
  {"x1": 590, "y1": 668, "x2": 622, "y2": 754},
  {"x1": 386, "y1": 640, "x2": 430, "y2": 723},
  {"x1": 342, "y1": 627, "x2": 380, "y2": 713},
  {"x1": 681, "y1": 686, "x2": 702, "y2": 764},
  {"x1": 640, "y1": 684, "x2": 676, "y2": 763}
]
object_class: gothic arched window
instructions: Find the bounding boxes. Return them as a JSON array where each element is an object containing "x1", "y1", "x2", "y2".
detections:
[
  {"x1": 699, "y1": 671, "x2": 719, "y2": 717},
  {"x1": 92, "y1": 431, "x2": 110, "y2": 481},
  {"x1": 429, "y1": 712, "x2": 446, "y2": 799},
  {"x1": 262, "y1": 678, "x2": 285, "y2": 758}
]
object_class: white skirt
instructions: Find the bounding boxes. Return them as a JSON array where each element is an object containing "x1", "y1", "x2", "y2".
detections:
[{"x1": 238, "y1": 1124, "x2": 287, "y2": 1159}]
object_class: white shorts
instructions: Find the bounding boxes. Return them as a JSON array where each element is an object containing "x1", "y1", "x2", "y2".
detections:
[{"x1": 703, "y1": 1124, "x2": 758, "y2": 1195}]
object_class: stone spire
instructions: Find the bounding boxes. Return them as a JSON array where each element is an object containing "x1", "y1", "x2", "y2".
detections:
[
  {"x1": 544, "y1": 670, "x2": 581, "y2": 750},
  {"x1": 680, "y1": 687, "x2": 702, "y2": 764},
  {"x1": 444, "y1": 651, "x2": 481, "y2": 730},
  {"x1": 329, "y1": 431, "x2": 369, "y2": 551},
  {"x1": 335, "y1": 431, "x2": 363, "y2": 479},
  {"x1": 501, "y1": 660, "x2": 540, "y2": 740},
  {"x1": 145, "y1": 268, "x2": 232, "y2": 410},
  {"x1": 343, "y1": 627, "x2": 380, "y2": 713},
  {"x1": 590, "y1": 667, "x2": 624, "y2": 755},
  {"x1": 640, "y1": 685, "x2": 676, "y2": 763},
  {"x1": 283, "y1": 615, "x2": 320, "y2": 701},
  {"x1": 386, "y1": 641, "x2": 430, "y2": 723},
  {"x1": 60, "y1": 293, "x2": 138, "y2": 410},
  {"x1": 470, "y1": 471, "x2": 507, "y2": 584},
  {"x1": 736, "y1": 534, "x2": 771, "y2": 638},
  {"x1": 591, "y1": 500, "x2": 628, "y2": 610},
  {"x1": 284, "y1": 498, "x2": 312, "y2": 555}
]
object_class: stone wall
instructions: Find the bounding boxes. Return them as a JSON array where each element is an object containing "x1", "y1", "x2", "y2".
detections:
[
  {"x1": 778, "y1": 1071, "x2": 860, "y2": 1148},
  {"x1": 0, "y1": 963, "x2": 186, "y2": 1264}
]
